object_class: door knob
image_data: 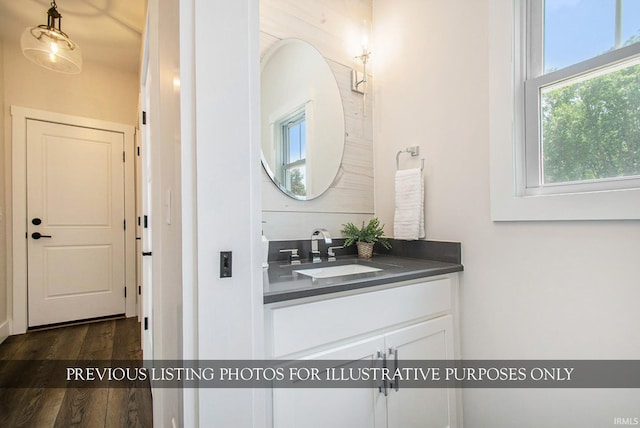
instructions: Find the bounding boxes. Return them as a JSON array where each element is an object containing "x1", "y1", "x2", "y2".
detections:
[
  {"x1": 32, "y1": 232, "x2": 52, "y2": 240},
  {"x1": 32, "y1": 218, "x2": 42, "y2": 225}
]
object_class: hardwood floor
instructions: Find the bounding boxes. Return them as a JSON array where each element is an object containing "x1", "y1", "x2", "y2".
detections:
[{"x1": 0, "y1": 317, "x2": 153, "y2": 428}]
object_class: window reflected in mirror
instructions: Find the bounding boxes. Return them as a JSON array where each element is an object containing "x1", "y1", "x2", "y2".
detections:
[{"x1": 278, "y1": 107, "x2": 307, "y2": 196}]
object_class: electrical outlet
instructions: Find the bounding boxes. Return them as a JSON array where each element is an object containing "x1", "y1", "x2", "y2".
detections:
[{"x1": 220, "y1": 251, "x2": 232, "y2": 278}]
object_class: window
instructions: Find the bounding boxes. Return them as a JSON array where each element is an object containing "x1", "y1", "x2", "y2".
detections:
[
  {"x1": 277, "y1": 108, "x2": 307, "y2": 197},
  {"x1": 522, "y1": 0, "x2": 640, "y2": 195}
]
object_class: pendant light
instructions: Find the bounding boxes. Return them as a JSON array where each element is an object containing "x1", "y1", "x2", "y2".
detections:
[{"x1": 20, "y1": 0, "x2": 82, "y2": 74}]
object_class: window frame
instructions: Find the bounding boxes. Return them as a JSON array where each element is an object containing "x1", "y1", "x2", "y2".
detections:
[
  {"x1": 521, "y1": 0, "x2": 640, "y2": 196},
  {"x1": 488, "y1": 0, "x2": 640, "y2": 221},
  {"x1": 280, "y1": 111, "x2": 307, "y2": 196},
  {"x1": 281, "y1": 111, "x2": 306, "y2": 169},
  {"x1": 267, "y1": 102, "x2": 311, "y2": 198}
]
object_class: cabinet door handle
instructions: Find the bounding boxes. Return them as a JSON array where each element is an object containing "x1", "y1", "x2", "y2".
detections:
[
  {"x1": 377, "y1": 351, "x2": 388, "y2": 396},
  {"x1": 388, "y1": 347, "x2": 399, "y2": 391}
]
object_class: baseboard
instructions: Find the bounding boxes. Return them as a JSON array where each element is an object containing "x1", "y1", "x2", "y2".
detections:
[{"x1": 0, "y1": 318, "x2": 10, "y2": 344}]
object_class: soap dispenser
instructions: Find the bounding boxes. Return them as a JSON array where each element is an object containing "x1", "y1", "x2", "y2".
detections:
[{"x1": 262, "y1": 222, "x2": 269, "y2": 268}]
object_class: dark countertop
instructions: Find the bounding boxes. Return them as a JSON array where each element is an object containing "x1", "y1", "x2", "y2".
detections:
[{"x1": 263, "y1": 254, "x2": 463, "y2": 304}]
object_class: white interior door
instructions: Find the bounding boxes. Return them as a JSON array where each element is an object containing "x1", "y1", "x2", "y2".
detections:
[{"x1": 27, "y1": 119, "x2": 126, "y2": 327}]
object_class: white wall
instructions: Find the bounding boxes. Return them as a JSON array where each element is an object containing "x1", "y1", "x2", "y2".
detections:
[
  {"x1": 182, "y1": 0, "x2": 264, "y2": 426},
  {"x1": 373, "y1": 0, "x2": 640, "y2": 426},
  {"x1": 145, "y1": 0, "x2": 183, "y2": 426},
  {"x1": 3, "y1": 43, "x2": 138, "y2": 125},
  {"x1": 260, "y1": 0, "x2": 374, "y2": 240}
]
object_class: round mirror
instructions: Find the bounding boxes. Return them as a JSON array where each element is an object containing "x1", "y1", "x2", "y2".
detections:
[{"x1": 261, "y1": 39, "x2": 345, "y2": 200}]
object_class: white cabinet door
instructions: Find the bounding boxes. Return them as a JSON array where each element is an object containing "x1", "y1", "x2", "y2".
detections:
[
  {"x1": 385, "y1": 316, "x2": 457, "y2": 428},
  {"x1": 272, "y1": 335, "x2": 387, "y2": 428}
]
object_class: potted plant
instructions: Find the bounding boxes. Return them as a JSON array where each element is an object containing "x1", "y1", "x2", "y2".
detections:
[{"x1": 340, "y1": 218, "x2": 391, "y2": 259}]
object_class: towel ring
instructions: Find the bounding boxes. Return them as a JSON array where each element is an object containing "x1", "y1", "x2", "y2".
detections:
[{"x1": 396, "y1": 146, "x2": 425, "y2": 171}]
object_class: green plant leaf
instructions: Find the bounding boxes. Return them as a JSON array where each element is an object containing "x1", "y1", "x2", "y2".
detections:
[{"x1": 340, "y1": 217, "x2": 391, "y2": 249}]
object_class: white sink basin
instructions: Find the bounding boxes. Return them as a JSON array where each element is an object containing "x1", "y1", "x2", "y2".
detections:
[{"x1": 294, "y1": 264, "x2": 382, "y2": 279}]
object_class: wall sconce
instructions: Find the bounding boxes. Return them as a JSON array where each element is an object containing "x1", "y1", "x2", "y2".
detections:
[
  {"x1": 351, "y1": 20, "x2": 371, "y2": 95},
  {"x1": 351, "y1": 48, "x2": 370, "y2": 95},
  {"x1": 351, "y1": 20, "x2": 371, "y2": 116}
]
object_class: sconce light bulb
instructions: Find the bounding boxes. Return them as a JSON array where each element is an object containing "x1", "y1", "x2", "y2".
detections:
[{"x1": 361, "y1": 20, "x2": 370, "y2": 52}]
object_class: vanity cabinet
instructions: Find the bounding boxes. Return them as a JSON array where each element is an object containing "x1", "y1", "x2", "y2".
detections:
[{"x1": 264, "y1": 275, "x2": 461, "y2": 428}]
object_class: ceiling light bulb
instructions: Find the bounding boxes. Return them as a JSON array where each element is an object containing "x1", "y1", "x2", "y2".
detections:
[{"x1": 49, "y1": 42, "x2": 59, "y2": 62}]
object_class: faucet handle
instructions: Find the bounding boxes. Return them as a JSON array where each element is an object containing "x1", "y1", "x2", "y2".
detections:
[
  {"x1": 327, "y1": 246, "x2": 344, "y2": 261},
  {"x1": 279, "y1": 248, "x2": 301, "y2": 264},
  {"x1": 327, "y1": 246, "x2": 344, "y2": 258}
]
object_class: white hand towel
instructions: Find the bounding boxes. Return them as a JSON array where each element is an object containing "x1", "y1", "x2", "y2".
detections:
[{"x1": 393, "y1": 168, "x2": 425, "y2": 240}]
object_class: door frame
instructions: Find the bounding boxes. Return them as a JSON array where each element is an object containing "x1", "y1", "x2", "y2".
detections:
[{"x1": 10, "y1": 106, "x2": 136, "y2": 334}]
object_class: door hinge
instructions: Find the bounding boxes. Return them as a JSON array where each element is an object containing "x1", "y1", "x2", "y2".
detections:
[
  {"x1": 138, "y1": 285, "x2": 141, "y2": 295},
  {"x1": 142, "y1": 111, "x2": 147, "y2": 125},
  {"x1": 123, "y1": 151, "x2": 126, "y2": 162},
  {"x1": 123, "y1": 219, "x2": 126, "y2": 230},
  {"x1": 143, "y1": 215, "x2": 148, "y2": 228},
  {"x1": 144, "y1": 317, "x2": 149, "y2": 330},
  {"x1": 124, "y1": 286, "x2": 127, "y2": 298},
  {"x1": 137, "y1": 146, "x2": 141, "y2": 156}
]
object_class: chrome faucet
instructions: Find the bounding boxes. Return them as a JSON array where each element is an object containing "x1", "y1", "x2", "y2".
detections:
[{"x1": 310, "y1": 228, "x2": 332, "y2": 263}]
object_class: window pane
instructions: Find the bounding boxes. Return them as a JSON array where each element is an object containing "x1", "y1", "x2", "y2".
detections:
[
  {"x1": 544, "y1": 0, "x2": 640, "y2": 73},
  {"x1": 544, "y1": 0, "x2": 614, "y2": 72},
  {"x1": 288, "y1": 121, "x2": 306, "y2": 163},
  {"x1": 285, "y1": 165, "x2": 306, "y2": 196},
  {"x1": 540, "y1": 60, "x2": 640, "y2": 184},
  {"x1": 299, "y1": 121, "x2": 306, "y2": 157},
  {"x1": 623, "y1": 1, "x2": 640, "y2": 46},
  {"x1": 284, "y1": 116, "x2": 306, "y2": 164},
  {"x1": 289, "y1": 123, "x2": 302, "y2": 162}
]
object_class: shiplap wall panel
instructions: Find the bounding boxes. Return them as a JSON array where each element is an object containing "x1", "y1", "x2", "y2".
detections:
[
  {"x1": 262, "y1": 211, "x2": 373, "y2": 241},
  {"x1": 260, "y1": 0, "x2": 374, "y2": 239},
  {"x1": 261, "y1": 0, "x2": 372, "y2": 68}
]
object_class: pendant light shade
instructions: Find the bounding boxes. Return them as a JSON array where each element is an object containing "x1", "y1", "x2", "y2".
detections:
[{"x1": 21, "y1": 1, "x2": 82, "y2": 74}]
